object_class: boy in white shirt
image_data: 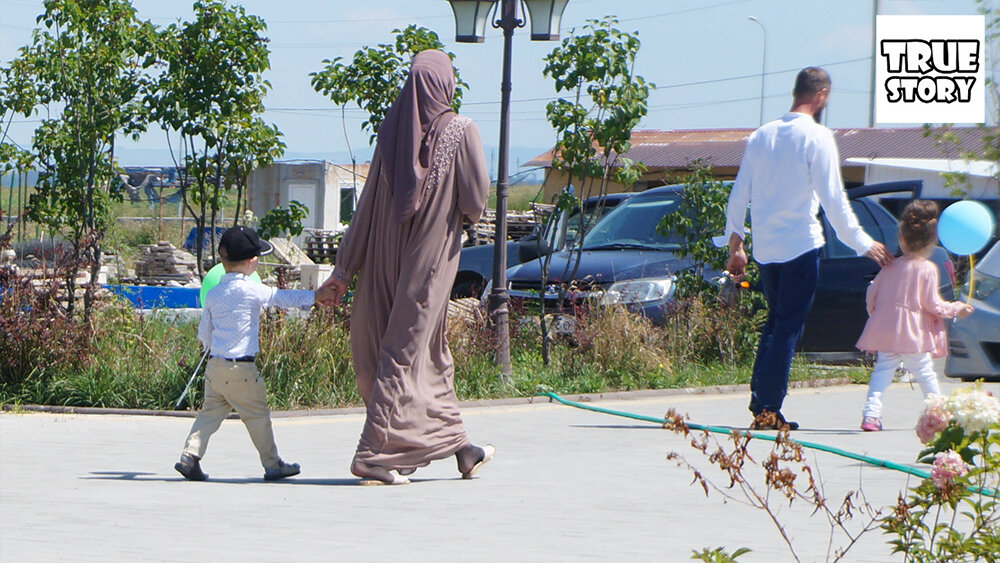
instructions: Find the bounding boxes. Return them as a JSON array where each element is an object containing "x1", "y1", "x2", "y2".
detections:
[{"x1": 175, "y1": 225, "x2": 319, "y2": 481}]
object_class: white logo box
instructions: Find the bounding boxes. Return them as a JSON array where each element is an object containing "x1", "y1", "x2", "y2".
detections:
[{"x1": 876, "y1": 15, "x2": 985, "y2": 124}]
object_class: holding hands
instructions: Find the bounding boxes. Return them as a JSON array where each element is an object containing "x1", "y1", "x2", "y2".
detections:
[{"x1": 316, "y1": 275, "x2": 348, "y2": 307}]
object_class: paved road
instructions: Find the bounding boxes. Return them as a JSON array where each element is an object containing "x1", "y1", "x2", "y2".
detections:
[{"x1": 3, "y1": 378, "x2": 998, "y2": 562}]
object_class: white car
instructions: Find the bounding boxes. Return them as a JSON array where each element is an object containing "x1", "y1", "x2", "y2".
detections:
[{"x1": 946, "y1": 240, "x2": 1000, "y2": 381}]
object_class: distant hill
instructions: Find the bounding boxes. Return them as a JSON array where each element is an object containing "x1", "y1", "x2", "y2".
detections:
[
  {"x1": 1, "y1": 144, "x2": 552, "y2": 186},
  {"x1": 0, "y1": 170, "x2": 38, "y2": 186}
]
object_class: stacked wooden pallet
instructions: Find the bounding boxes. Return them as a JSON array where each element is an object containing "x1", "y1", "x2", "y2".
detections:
[
  {"x1": 303, "y1": 231, "x2": 340, "y2": 264},
  {"x1": 465, "y1": 209, "x2": 545, "y2": 247},
  {"x1": 134, "y1": 241, "x2": 197, "y2": 283},
  {"x1": 446, "y1": 297, "x2": 482, "y2": 322}
]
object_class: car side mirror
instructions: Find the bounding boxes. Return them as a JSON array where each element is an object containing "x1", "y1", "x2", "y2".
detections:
[{"x1": 518, "y1": 237, "x2": 551, "y2": 263}]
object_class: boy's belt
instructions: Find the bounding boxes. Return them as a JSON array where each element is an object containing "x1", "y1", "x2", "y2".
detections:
[{"x1": 214, "y1": 355, "x2": 255, "y2": 362}]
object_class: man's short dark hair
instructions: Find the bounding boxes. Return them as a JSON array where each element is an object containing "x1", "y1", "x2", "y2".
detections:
[{"x1": 793, "y1": 67, "x2": 831, "y2": 101}]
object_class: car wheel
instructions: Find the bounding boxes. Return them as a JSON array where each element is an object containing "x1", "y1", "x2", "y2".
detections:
[{"x1": 451, "y1": 274, "x2": 486, "y2": 300}]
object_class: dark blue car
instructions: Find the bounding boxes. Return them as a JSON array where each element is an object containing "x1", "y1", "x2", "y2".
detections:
[
  {"x1": 452, "y1": 192, "x2": 632, "y2": 298},
  {"x1": 506, "y1": 185, "x2": 690, "y2": 320},
  {"x1": 504, "y1": 180, "x2": 953, "y2": 353}
]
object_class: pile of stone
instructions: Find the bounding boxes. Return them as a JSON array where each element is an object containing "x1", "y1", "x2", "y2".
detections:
[{"x1": 133, "y1": 241, "x2": 197, "y2": 283}]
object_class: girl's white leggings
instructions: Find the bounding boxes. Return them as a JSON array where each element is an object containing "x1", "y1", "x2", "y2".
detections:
[{"x1": 863, "y1": 351, "x2": 939, "y2": 419}]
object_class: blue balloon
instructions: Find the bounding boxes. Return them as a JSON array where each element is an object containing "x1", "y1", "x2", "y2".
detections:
[{"x1": 938, "y1": 200, "x2": 996, "y2": 256}]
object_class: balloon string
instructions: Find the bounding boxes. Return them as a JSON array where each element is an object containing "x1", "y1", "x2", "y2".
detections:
[{"x1": 967, "y1": 255, "x2": 977, "y2": 304}]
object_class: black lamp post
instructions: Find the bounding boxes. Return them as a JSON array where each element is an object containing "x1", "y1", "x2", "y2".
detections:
[{"x1": 447, "y1": 0, "x2": 568, "y2": 380}]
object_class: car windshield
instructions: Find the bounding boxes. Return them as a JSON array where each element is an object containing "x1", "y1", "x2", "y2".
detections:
[
  {"x1": 977, "y1": 241, "x2": 1000, "y2": 277},
  {"x1": 542, "y1": 201, "x2": 619, "y2": 251},
  {"x1": 582, "y1": 195, "x2": 683, "y2": 251}
]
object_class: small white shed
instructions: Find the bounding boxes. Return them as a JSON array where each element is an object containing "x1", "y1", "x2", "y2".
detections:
[{"x1": 248, "y1": 160, "x2": 370, "y2": 232}]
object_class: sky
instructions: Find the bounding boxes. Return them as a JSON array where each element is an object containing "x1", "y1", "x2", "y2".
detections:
[{"x1": 0, "y1": 0, "x2": 991, "y2": 173}]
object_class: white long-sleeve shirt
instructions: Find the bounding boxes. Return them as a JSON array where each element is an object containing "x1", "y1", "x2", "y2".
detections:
[
  {"x1": 198, "y1": 272, "x2": 315, "y2": 359},
  {"x1": 717, "y1": 112, "x2": 874, "y2": 264}
]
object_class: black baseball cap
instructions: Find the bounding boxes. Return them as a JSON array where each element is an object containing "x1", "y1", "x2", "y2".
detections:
[{"x1": 219, "y1": 225, "x2": 273, "y2": 262}]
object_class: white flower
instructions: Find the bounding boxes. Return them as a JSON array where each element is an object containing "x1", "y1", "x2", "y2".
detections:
[
  {"x1": 945, "y1": 388, "x2": 1000, "y2": 435},
  {"x1": 924, "y1": 393, "x2": 947, "y2": 411}
]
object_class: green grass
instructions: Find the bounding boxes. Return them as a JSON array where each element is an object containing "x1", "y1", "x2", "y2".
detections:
[
  {"x1": 0, "y1": 300, "x2": 202, "y2": 409},
  {"x1": 488, "y1": 184, "x2": 545, "y2": 211},
  {"x1": 2, "y1": 183, "x2": 869, "y2": 411},
  {"x1": 0, "y1": 280, "x2": 872, "y2": 410}
]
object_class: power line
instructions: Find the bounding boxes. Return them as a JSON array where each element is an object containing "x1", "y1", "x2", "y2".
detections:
[
  {"x1": 263, "y1": 55, "x2": 871, "y2": 115},
  {"x1": 267, "y1": 15, "x2": 451, "y2": 25},
  {"x1": 653, "y1": 57, "x2": 870, "y2": 90},
  {"x1": 617, "y1": 0, "x2": 750, "y2": 23}
]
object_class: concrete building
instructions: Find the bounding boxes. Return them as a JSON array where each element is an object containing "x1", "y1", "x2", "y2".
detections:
[{"x1": 248, "y1": 160, "x2": 370, "y2": 234}]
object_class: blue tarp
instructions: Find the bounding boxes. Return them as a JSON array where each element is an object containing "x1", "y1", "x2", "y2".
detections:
[
  {"x1": 182, "y1": 227, "x2": 228, "y2": 253},
  {"x1": 105, "y1": 284, "x2": 200, "y2": 309}
]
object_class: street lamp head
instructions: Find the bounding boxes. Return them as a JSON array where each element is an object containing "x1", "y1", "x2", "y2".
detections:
[
  {"x1": 523, "y1": 0, "x2": 569, "y2": 41},
  {"x1": 448, "y1": 0, "x2": 497, "y2": 43},
  {"x1": 448, "y1": 0, "x2": 568, "y2": 42}
]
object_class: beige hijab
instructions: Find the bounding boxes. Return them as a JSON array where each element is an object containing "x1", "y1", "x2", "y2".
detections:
[{"x1": 377, "y1": 50, "x2": 457, "y2": 222}]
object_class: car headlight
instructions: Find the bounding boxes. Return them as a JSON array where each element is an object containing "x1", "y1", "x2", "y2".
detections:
[
  {"x1": 962, "y1": 270, "x2": 999, "y2": 301},
  {"x1": 599, "y1": 277, "x2": 675, "y2": 305}
]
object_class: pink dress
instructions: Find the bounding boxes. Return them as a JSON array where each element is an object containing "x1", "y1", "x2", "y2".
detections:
[{"x1": 856, "y1": 254, "x2": 966, "y2": 355}]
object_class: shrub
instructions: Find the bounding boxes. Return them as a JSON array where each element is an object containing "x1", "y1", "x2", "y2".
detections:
[
  {"x1": 882, "y1": 385, "x2": 1000, "y2": 561},
  {"x1": 561, "y1": 304, "x2": 670, "y2": 388},
  {"x1": 661, "y1": 295, "x2": 764, "y2": 367},
  {"x1": 0, "y1": 235, "x2": 92, "y2": 396},
  {"x1": 258, "y1": 305, "x2": 359, "y2": 409}
]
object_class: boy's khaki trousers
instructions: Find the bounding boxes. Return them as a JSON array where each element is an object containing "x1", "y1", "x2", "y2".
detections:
[{"x1": 182, "y1": 358, "x2": 281, "y2": 469}]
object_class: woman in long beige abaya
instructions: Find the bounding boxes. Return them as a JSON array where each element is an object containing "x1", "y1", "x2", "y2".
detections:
[{"x1": 319, "y1": 50, "x2": 494, "y2": 485}]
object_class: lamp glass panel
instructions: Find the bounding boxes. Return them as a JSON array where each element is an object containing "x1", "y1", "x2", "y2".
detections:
[
  {"x1": 524, "y1": 0, "x2": 568, "y2": 41},
  {"x1": 450, "y1": 0, "x2": 496, "y2": 42}
]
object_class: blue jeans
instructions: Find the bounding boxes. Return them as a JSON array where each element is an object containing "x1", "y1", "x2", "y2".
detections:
[{"x1": 749, "y1": 248, "x2": 820, "y2": 415}]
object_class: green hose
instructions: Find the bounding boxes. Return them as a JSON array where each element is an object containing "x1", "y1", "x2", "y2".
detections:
[{"x1": 540, "y1": 391, "x2": 998, "y2": 497}]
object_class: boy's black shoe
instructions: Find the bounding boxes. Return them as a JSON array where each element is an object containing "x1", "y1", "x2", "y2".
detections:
[
  {"x1": 750, "y1": 411, "x2": 799, "y2": 431},
  {"x1": 175, "y1": 453, "x2": 208, "y2": 481}
]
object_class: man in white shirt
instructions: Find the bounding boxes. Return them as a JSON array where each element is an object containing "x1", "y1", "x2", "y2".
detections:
[{"x1": 721, "y1": 67, "x2": 893, "y2": 430}]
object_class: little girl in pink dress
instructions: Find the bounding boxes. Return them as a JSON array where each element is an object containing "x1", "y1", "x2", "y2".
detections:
[{"x1": 856, "y1": 200, "x2": 973, "y2": 431}]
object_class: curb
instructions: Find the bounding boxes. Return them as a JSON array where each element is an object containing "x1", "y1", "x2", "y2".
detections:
[{"x1": 0, "y1": 377, "x2": 856, "y2": 418}]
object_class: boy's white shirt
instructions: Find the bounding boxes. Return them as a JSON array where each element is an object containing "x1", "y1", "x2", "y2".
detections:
[{"x1": 198, "y1": 272, "x2": 315, "y2": 358}]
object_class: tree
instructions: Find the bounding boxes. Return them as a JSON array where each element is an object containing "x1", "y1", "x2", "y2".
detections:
[
  {"x1": 655, "y1": 161, "x2": 731, "y2": 298},
  {"x1": 145, "y1": 0, "x2": 284, "y2": 276},
  {"x1": 257, "y1": 200, "x2": 309, "y2": 240},
  {"x1": 535, "y1": 16, "x2": 652, "y2": 363},
  {"x1": 0, "y1": 0, "x2": 155, "y2": 319},
  {"x1": 655, "y1": 163, "x2": 765, "y2": 366},
  {"x1": 310, "y1": 25, "x2": 466, "y2": 145}
]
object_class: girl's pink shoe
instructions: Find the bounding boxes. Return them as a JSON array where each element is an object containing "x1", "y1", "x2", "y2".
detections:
[{"x1": 860, "y1": 417, "x2": 882, "y2": 432}]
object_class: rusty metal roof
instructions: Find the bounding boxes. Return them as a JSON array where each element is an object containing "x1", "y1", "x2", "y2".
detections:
[{"x1": 524, "y1": 126, "x2": 992, "y2": 169}]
